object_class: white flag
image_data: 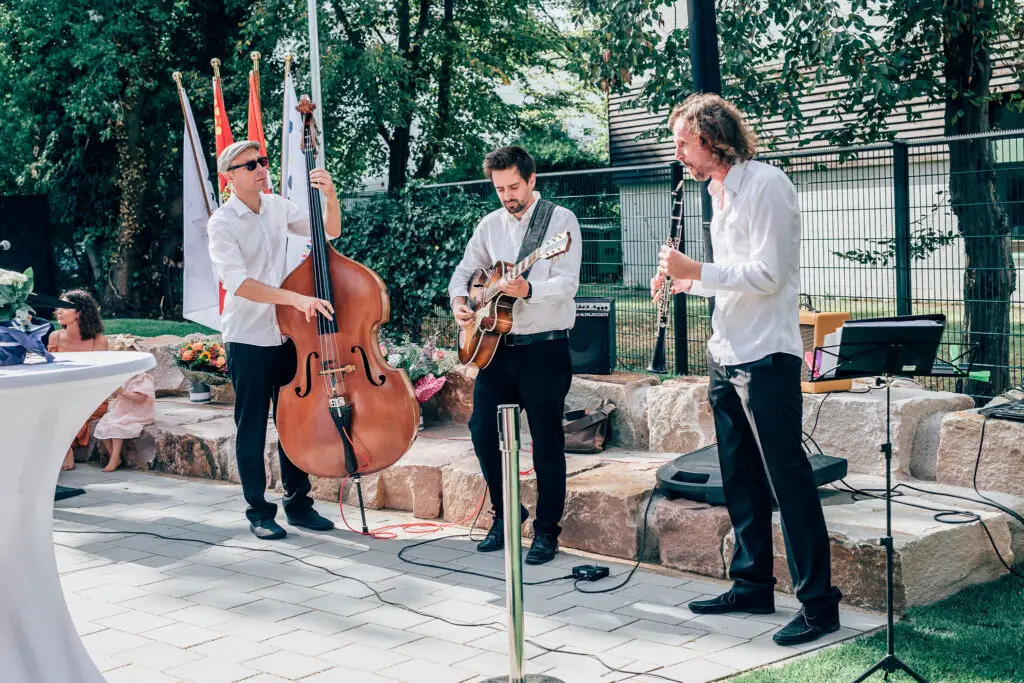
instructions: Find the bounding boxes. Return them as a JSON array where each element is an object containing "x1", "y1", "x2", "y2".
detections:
[
  {"x1": 283, "y1": 71, "x2": 312, "y2": 274},
  {"x1": 180, "y1": 85, "x2": 222, "y2": 331}
]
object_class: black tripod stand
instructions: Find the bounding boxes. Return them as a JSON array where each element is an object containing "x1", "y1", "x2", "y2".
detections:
[{"x1": 813, "y1": 314, "x2": 968, "y2": 683}]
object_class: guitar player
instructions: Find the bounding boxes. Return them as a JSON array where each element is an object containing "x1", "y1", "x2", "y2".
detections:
[{"x1": 448, "y1": 146, "x2": 583, "y2": 565}]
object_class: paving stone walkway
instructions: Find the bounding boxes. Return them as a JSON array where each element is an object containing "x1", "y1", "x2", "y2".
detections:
[{"x1": 54, "y1": 466, "x2": 884, "y2": 682}]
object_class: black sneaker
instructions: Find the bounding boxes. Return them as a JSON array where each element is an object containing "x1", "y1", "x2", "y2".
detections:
[
  {"x1": 250, "y1": 519, "x2": 287, "y2": 540},
  {"x1": 773, "y1": 607, "x2": 840, "y2": 646},
  {"x1": 285, "y1": 508, "x2": 335, "y2": 531},
  {"x1": 689, "y1": 590, "x2": 775, "y2": 615},
  {"x1": 525, "y1": 533, "x2": 558, "y2": 565}
]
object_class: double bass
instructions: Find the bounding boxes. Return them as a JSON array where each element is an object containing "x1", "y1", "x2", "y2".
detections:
[{"x1": 276, "y1": 96, "x2": 419, "y2": 480}]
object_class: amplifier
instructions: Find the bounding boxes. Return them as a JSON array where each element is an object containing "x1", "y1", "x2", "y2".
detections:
[
  {"x1": 800, "y1": 310, "x2": 852, "y2": 394},
  {"x1": 569, "y1": 297, "x2": 616, "y2": 375}
]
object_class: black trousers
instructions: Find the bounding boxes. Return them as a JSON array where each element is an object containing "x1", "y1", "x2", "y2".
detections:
[
  {"x1": 226, "y1": 341, "x2": 314, "y2": 523},
  {"x1": 468, "y1": 338, "x2": 572, "y2": 538},
  {"x1": 708, "y1": 351, "x2": 841, "y2": 612}
]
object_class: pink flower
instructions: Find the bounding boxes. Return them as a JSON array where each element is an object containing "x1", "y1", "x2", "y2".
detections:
[{"x1": 433, "y1": 350, "x2": 444, "y2": 361}]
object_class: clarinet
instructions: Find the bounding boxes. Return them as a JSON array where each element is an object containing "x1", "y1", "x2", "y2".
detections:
[{"x1": 648, "y1": 179, "x2": 686, "y2": 374}]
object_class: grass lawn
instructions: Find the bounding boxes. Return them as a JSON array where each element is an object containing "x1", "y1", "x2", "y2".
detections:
[
  {"x1": 729, "y1": 576, "x2": 1024, "y2": 682},
  {"x1": 101, "y1": 318, "x2": 217, "y2": 338}
]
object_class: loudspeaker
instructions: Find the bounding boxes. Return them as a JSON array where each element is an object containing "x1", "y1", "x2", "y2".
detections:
[
  {"x1": 656, "y1": 443, "x2": 848, "y2": 505},
  {"x1": 0, "y1": 195, "x2": 57, "y2": 315},
  {"x1": 800, "y1": 310, "x2": 852, "y2": 394},
  {"x1": 569, "y1": 297, "x2": 616, "y2": 375}
]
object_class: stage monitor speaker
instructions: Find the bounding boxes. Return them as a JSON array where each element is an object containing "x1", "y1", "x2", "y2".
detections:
[
  {"x1": 0, "y1": 195, "x2": 57, "y2": 315},
  {"x1": 800, "y1": 310, "x2": 852, "y2": 394},
  {"x1": 570, "y1": 297, "x2": 615, "y2": 375},
  {"x1": 655, "y1": 443, "x2": 848, "y2": 505}
]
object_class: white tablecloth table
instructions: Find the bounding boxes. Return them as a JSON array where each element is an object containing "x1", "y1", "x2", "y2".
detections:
[{"x1": 1, "y1": 351, "x2": 155, "y2": 683}]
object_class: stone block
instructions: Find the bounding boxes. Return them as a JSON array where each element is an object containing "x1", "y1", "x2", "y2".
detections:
[
  {"x1": 802, "y1": 384, "x2": 973, "y2": 477},
  {"x1": 560, "y1": 462, "x2": 661, "y2": 562},
  {"x1": 380, "y1": 436, "x2": 476, "y2": 519},
  {"x1": 435, "y1": 365, "x2": 477, "y2": 424},
  {"x1": 565, "y1": 372, "x2": 660, "y2": 449},
  {"x1": 722, "y1": 481, "x2": 1015, "y2": 612},
  {"x1": 654, "y1": 497, "x2": 733, "y2": 579},
  {"x1": 139, "y1": 335, "x2": 188, "y2": 396},
  {"x1": 647, "y1": 376, "x2": 716, "y2": 453},
  {"x1": 936, "y1": 410, "x2": 1024, "y2": 498}
]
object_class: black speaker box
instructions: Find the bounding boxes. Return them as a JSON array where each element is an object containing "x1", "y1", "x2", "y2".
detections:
[
  {"x1": 0, "y1": 195, "x2": 57, "y2": 316},
  {"x1": 569, "y1": 296, "x2": 616, "y2": 375}
]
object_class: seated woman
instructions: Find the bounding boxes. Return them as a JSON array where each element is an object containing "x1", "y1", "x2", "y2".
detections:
[
  {"x1": 47, "y1": 289, "x2": 109, "y2": 470},
  {"x1": 94, "y1": 335, "x2": 155, "y2": 472}
]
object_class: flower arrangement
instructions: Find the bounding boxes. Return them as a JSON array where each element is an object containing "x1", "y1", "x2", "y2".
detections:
[
  {"x1": 171, "y1": 333, "x2": 229, "y2": 385},
  {"x1": 0, "y1": 267, "x2": 52, "y2": 366},
  {"x1": 0, "y1": 267, "x2": 34, "y2": 323},
  {"x1": 379, "y1": 333, "x2": 459, "y2": 403}
]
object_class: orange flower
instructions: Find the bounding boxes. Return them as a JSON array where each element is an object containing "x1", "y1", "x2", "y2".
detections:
[
  {"x1": 214, "y1": 356, "x2": 227, "y2": 368},
  {"x1": 181, "y1": 349, "x2": 195, "y2": 361},
  {"x1": 191, "y1": 342, "x2": 204, "y2": 351}
]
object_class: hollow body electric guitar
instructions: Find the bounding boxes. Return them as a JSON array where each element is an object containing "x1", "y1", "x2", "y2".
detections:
[{"x1": 457, "y1": 231, "x2": 572, "y2": 369}]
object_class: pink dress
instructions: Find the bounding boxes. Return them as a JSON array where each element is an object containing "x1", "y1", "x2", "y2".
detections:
[{"x1": 93, "y1": 373, "x2": 156, "y2": 440}]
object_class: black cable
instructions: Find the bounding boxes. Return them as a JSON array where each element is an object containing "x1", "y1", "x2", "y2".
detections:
[
  {"x1": 396, "y1": 534, "x2": 574, "y2": 586},
  {"x1": 52, "y1": 523, "x2": 684, "y2": 682},
  {"x1": 573, "y1": 491, "x2": 658, "y2": 594}
]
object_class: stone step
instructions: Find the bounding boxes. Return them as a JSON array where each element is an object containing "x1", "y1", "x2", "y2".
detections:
[{"x1": 936, "y1": 407, "x2": 1024, "y2": 498}]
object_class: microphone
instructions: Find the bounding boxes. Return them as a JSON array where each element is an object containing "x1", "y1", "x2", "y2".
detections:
[{"x1": 0, "y1": 240, "x2": 10, "y2": 251}]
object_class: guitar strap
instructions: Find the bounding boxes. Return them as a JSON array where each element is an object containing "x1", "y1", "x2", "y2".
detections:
[{"x1": 514, "y1": 199, "x2": 556, "y2": 279}]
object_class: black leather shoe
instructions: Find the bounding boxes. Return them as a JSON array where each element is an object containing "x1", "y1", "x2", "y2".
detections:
[
  {"x1": 285, "y1": 508, "x2": 335, "y2": 531},
  {"x1": 477, "y1": 518, "x2": 505, "y2": 552},
  {"x1": 250, "y1": 519, "x2": 287, "y2": 540},
  {"x1": 773, "y1": 607, "x2": 840, "y2": 646},
  {"x1": 689, "y1": 590, "x2": 775, "y2": 615},
  {"x1": 525, "y1": 533, "x2": 558, "y2": 565}
]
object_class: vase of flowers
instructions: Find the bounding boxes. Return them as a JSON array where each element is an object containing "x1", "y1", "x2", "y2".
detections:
[
  {"x1": 0, "y1": 267, "x2": 53, "y2": 367},
  {"x1": 170, "y1": 333, "x2": 229, "y2": 403},
  {"x1": 379, "y1": 334, "x2": 459, "y2": 430}
]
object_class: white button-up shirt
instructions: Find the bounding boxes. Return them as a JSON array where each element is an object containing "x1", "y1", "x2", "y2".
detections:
[
  {"x1": 207, "y1": 193, "x2": 310, "y2": 346},
  {"x1": 448, "y1": 193, "x2": 582, "y2": 335},
  {"x1": 688, "y1": 160, "x2": 803, "y2": 366}
]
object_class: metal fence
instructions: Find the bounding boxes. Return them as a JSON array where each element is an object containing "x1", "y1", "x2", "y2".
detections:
[{"x1": 422, "y1": 130, "x2": 1024, "y2": 399}]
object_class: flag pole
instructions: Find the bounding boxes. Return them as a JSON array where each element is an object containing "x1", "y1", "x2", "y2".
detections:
[
  {"x1": 281, "y1": 54, "x2": 293, "y2": 196},
  {"x1": 172, "y1": 72, "x2": 213, "y2": 217},
  {"x1": 250, "y1": 51, "x2": 261, "y2": 102},
  {"x1": 307, "y1": 0, "x2": 325, "y2": 168}
]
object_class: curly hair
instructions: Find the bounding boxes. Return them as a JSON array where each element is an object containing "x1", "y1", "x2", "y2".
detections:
[
  {"x1": 62, "y1": 289, "x2": 104, "y2": 340},
  {"x1": 668, "y1": 93, "x2": 758, "y2": 167}
]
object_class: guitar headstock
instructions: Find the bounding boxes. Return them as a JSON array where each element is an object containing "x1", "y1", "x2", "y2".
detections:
[
  {"x1": 297, "y1": 95, "x2": 319, "y2": 155},
  {"x1": 539, "y1": 231, "x2": 572, "y2": 260}
]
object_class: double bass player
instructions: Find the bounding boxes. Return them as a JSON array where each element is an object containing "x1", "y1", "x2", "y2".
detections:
[{"x1": 207, "y1": 140, "x2": 339, "y2": 540}]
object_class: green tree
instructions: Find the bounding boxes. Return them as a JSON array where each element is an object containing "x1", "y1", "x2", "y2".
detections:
[
  {"x1": 0, "y1": 0, "x2": 248, "y2": 316},
  {"x1": 576, "y1": 0, "x2": 1024, "y2": 397},
  {"x1": 241, "y1": 0, "x2": 584, "y2": 190}
]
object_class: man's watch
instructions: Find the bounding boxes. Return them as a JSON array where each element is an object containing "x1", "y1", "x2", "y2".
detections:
[{"x1": 525, "y1": 282, "x2": 533, "y2": 300}]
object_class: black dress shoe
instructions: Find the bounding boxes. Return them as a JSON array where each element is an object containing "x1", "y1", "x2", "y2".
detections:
[
  {"x1": 250, "y1": 519, "x2": 287, "y2": 540},
  {"x1": 773, "y1": 607, "x2": 840, "y2": 646},
  {"x1": 525, "y1": 533, "x2": 558, "y2": 565},
  {"x1": 285, "y1": 508, "x2": 335, "y2": 531},
  {"x1": 689, "y1": 590, "x2": 775, "y2": 615},
  {"x1": 477, "y1": 518, "x2": 505, "y2": 552}
]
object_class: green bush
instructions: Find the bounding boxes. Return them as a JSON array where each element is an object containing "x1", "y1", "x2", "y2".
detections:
[{"x1": 334, "y1": 185, "x2": 495, "y2": 339}]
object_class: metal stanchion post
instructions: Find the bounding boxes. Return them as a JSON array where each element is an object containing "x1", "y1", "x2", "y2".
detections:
[{"x1": 483, "y1": 405, "x2": 564, "y2": 683}]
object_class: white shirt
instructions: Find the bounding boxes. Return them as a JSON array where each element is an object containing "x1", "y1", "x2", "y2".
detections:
[
  {"x1": 207, "y1": 193, "x2": 310, "y2": 346},
  {"x1": 688, "y1": 160, "x2": 803, "y2": 366},
  {"x1": 448, "y1": 193, "x2": 582, "y2": 335}
]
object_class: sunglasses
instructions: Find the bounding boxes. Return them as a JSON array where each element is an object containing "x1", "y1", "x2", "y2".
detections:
[{"x1": 227, "y1": 156, "x2": 270, "y2": 172}]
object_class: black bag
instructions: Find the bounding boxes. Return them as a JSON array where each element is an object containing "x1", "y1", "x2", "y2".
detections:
[{"x1": 562, "y1": 399, "x2": 615, "y2": 454}]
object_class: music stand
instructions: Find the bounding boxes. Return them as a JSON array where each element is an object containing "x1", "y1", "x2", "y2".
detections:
[{"x1": 813, "y1": 314, "x2": 964, "y2": 683}]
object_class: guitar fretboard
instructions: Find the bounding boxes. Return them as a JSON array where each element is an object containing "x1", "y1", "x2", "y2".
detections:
[{"x1": 480, "y1": 249, "x2": 543, "y2": 304}]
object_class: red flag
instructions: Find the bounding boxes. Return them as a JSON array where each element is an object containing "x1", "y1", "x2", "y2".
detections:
[
  {"x1": 213, "y1": 73, "x2": 234, "y2": 195},
  {"x1": 212, "y1": 71, "x2": 232, "y2": 312},
  {"x1": 247, "y1": 71, "x2": 272, "y2": 194}
]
